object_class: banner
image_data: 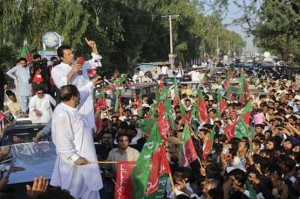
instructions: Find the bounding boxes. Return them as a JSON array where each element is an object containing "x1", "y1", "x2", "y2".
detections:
[{"x1": 114, "y1": 161, "x2": 135, "y2": 199}]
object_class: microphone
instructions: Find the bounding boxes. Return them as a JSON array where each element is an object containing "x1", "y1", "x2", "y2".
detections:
[{"x1": 76, "y1": 57, "x2": 84, "y2": 75}]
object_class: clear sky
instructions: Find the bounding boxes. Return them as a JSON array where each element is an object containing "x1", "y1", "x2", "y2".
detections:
[{"x1": 222, "y1": 2, "x2": 256, "y2": 52}]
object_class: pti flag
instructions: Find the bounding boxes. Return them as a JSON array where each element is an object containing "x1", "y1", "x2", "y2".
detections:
[
  {"x1": 179, "y1": 123, "x2": 199, "y2": 167},
  {"x1": 21, "y1": 43, "x2": 31, "y2": 63},
  {"x1": 114, "y1": 161, "x2": 135, "y2": 199},
  {"x1": 131, "y1": 123, "x2": 170, "y2": 199}
]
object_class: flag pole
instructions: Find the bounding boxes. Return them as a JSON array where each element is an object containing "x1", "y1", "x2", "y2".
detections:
[
  {"x1": 90, "y1": 161, "x2": 119, "y2": 164},
  {"x1": 168, "y1": 172, "x2": 177, "y2": 199},
  {"x1": 197, "y1": 157, "x2": 203, "y2": 168}
]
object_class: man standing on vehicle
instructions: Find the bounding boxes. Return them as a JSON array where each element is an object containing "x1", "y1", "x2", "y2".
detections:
[
  {"x1": 6, "y1": 58, "x2": 32, "y2": 113},
  {"x1": 51, "y1": 38, "x2": 102, "y2": 130},
  {"x1": 50, "y1": 78, "x2": 103, "y2": 199},
  {"x1": 176, "y1": 63, "x2": 184, "y2": 79}
]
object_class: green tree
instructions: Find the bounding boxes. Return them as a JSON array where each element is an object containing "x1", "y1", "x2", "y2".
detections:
[{"x1": 253, "y1": 0, "x2": 300, "y2": 62}]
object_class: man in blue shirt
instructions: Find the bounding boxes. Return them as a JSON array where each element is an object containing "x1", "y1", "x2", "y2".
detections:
[{"x1": 6, "y1": 58, "x2": 32, "y2": 112}]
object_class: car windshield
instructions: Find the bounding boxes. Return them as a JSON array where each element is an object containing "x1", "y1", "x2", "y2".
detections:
[{"x1": 1, "y1": 126, "x2": 45, "y2": 146}]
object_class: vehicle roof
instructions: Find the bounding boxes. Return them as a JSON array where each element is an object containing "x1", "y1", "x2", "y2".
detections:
[
  {"x1": 6, "y1": 141, "x2": 56, "y2": 184},
  {"x1": 137, "y1": 62, "x2": 170, "y2": 66},
  {"x1": 3, "y1": 123, "x2": 46, "y2": 132}
]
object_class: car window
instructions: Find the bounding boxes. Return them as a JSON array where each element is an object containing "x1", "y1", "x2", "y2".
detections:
[{"x1": 1, "y1": 126, "x2": 45, "y2": 146}]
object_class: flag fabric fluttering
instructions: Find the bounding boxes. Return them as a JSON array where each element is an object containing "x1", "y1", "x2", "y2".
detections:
[
  {"x1": 179, "y1": 123, "x2": 199, "y2": 167},
  {"x1": 164, "y1": 99, "x2": 176, "y2": 130},
  {"x1": 114, "y1": 89, "x2": 122, "y2": 112},
  {"x1": 242, "y1": 102, "x2": 253, "y2": 126},
  {"x1": 21, "y1": 43, "x2": 31, "y2": 63},
  {"x1": 145, "y1": 146, "x2": 171, "y2": 198},
  {"x1": 217, "y1": 89, "x2": 227, "y2": 119},
  {"x1": 235, "y1": 117, "x2": 249, "y2": 139},
  {"x1": 131, "y1": 123, "x2": 170, "y2": 199},
  {"x1": 114, "y1": 161, "x2": 135, "y2": 199},
  {"x1": 223, "y1": 121, "x2": 238, "y2": 141},
  {"x1": 202, "y1": 126, "x2": 215, "y2": 159},
  {"x1": 197, "y1": 90, "x2": 209, "y2": 123},
  {"x1": 173, "y1": 78, "x2": 180, "y2": 106}
]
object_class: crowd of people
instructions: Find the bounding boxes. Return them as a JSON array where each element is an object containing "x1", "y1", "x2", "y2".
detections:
[{"x1": 0, "y1": 38, "x2": 299, "y2": 199}]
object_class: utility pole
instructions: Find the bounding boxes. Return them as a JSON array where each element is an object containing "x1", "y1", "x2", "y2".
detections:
[
  {"x1": 216, "y1": 35, "x2": 219, "y2": 61},
  {"x1": 162, "y1": 14, "x2": 179, "y2": 69},
  {"x1": 227, "y1": 41, "x2": 231, "y2": 57}
]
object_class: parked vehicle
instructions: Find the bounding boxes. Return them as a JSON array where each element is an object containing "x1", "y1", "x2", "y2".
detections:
[
  {"x1": 132, "y1": 62, "x2": 170, "y2": 78},
  {"x1": 0, "y1": 123, "x2": 55, "y2": 185}
]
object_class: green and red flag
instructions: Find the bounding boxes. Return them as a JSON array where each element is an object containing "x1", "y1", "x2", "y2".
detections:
[
  {"x1": 224, "y1": 116, "x2": 250, "y2": 141},
  {"x1": 148, "y1": 106, "x2": 156, "y2": 118},
  {"x1": 164, "y1": 99, "x2": 176, "y2": 130},
  {"x1": 216, "y1": 89, "x2": 227, "y2": 119},
  {"x1": 157, "y1": 118, "x2": 171, "y2": 142},
  {"x1": 202, "y1": 126, "x2": 215, "y2": 159},
  {"x1": 138, "y1": 118, "x2": 156, "y2": 136},
  {"x1": 243, "y1": 112, "x2": 251, "y2": 126},
  {"x1": 235, "y1": 117, "x2": 249, "y2": 139},
  {"x1": 131, "y1": 123, "x2": 170, "y2": 199},
  {"x1": 114, "y1": 89, "x2": 122, "y2": 112},
  {"x1": 241, "y1": 102, "x2": 253, "y2": 115},
  {"x1": 179, "y1": 123, "x2": 199, "y2": 167},
  {"x1": 145, "y1": 146, "x2": 171, "y2": 198},
  {"x1": 241, "y1": 102, "x2": 253, "y2": 126},
  {"x1": 223, "y1": 121, "x2": 238, "y2": 141},
  {"x1": 157, "y1": 102, "x2": 171, "y2": 142},
  {"x1": 173, "y1": 78, "x2": 180, "y2": 106},
  {"x1": 190, "y1": 102, "x2": 199, "y2": 131},
  {"x1": 21, "y1": 43, "x2": 31, "y2": 63},
  {"x1": 160, "y1": 87, "x2": 169, "y2": 102}
]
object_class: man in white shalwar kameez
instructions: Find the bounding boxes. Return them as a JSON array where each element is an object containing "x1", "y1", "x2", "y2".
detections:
[
  {"x1": 28, "y1": 87, "x2": 56, "y2": 123},
  {"x1": 51, "y1": 38, "x2": 102, "y2": 129},
  {"x1": 50, "y1": 79, "x2": 103, "y2": 199}
]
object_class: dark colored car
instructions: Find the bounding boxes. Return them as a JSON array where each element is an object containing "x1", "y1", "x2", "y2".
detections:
[{"x1": 0, "y1": 123, "x2": 56, "y2": 185}]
